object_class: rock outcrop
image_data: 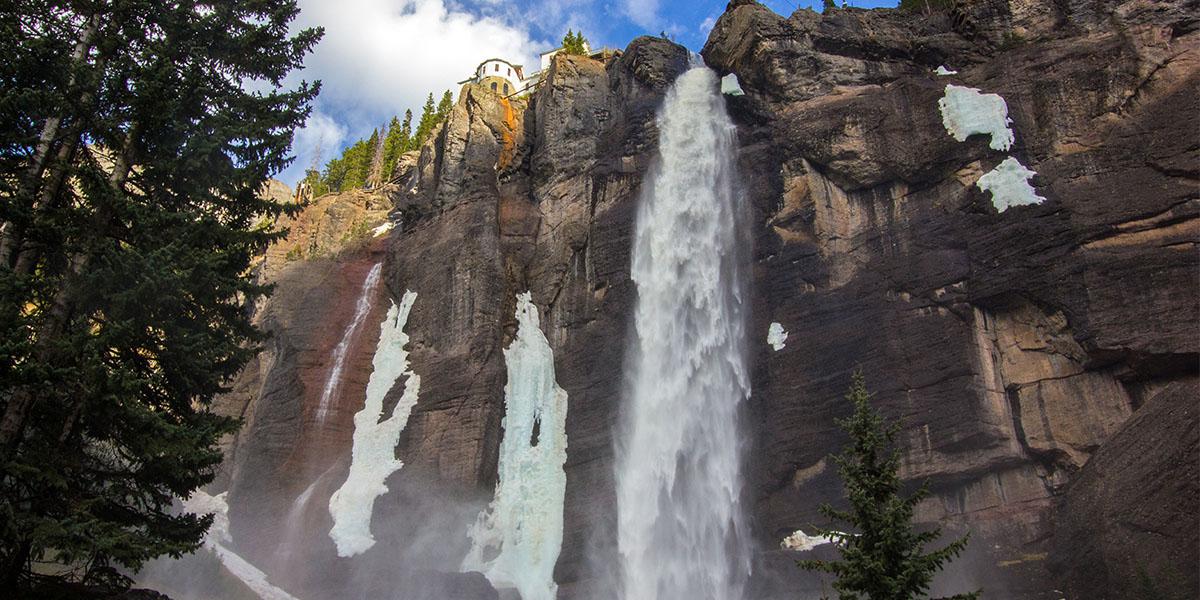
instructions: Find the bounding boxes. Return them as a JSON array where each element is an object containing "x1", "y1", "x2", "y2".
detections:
[
  {"x1": 197, "y1": 1, "x2": 1198, "y2": 599},
  {"x1": 703, "y1": 0, "x2": 1197, "y2": 596}
]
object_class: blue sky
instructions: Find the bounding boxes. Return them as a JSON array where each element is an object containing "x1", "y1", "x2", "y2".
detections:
[{"x1": 279, "y1": 0, "x2": 897, "y2": 186}]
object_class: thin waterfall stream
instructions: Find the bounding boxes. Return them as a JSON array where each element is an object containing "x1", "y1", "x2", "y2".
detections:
[
  {"x1": 316, "y1": 262, "x2": 384, "y2": 422},
  {"x1": 615, "y1": 64, "x2": 752, "y2": 600}
]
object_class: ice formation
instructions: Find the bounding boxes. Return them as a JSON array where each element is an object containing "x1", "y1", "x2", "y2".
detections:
[
  {"x1": 463, "y1": 292, "x2": 568, "y2": 600},
  {"x1": 935, "y1": 65, "x2": 958, "y2": 76},
  {"x1": 767, "y1": 322, "x2": 788, "y2": 351},
  {"x1": 316, "y1": 262, "x2": 383, "y2": 422},
  {"x1": 781, "y1": 529, "x2": 839, "y2": 552},
  {"x1": 616, "y1": 65, "x2": 752, "y2": 600},
  {"x1": 938, "y1": 84, "x2": 1014, "y2": 151},
  {"x1": 181, "y1": 491, "x2": 299, "y2": 600},
  {"x1": 977, "y1": 157, "x2": 1046, "y2": 212},
  {"x1": 721, "y1": 73, "x2": 745, "y2": 96},
  {"x1": 371, "y1": 221, "x2": 394, "y2": 237},
  {"x1": 327, "y1": 291, "x2": 420, "y2": 557}
]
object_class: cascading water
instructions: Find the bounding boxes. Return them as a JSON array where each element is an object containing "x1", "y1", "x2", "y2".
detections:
[
  {"x1": 316, "y1": 262, "x2": 383, "y2": 422},
  {"x1": 614, "y1": 64, "x2": 751, "y2": 600}
]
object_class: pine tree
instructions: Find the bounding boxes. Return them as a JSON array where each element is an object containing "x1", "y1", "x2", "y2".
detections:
[
  {"x1": 562, "y1": 29, "x2": 589, "y2": 55},
  {"x1": 399, "y1": 109, "x2": 414, "y2": 151},
  {"x1": 799, "y1": 372, "x2": 980, "y2": 600},
  {"x1": 436, "y1": 90, "x2": 454, "y2": 122},
  {"x1": 0, "y1": 1, "x2": 320, "y2": 595},
  {"x1": 412, "y1": 93, "x2": 439, "y2": 149},
  {"x1": 380, "y1": 116, "x2": 406, "y2": 181},
  {"x1": 824, "y1": 0, "x2": 838, "y2": 12}
]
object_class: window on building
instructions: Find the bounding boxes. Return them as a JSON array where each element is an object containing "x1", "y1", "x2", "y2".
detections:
[
  {"x1": 507, "y1": 68, "x2": 511, "y2": 76},
  {"x1": 494, "y1": 64, "x2": 499, "y2": 72},
  {"x1": 491, "y1": 82, "x2": 497, "y2": 92},
  {"x1": 504, "y1": 84, "x2": 509, "y2": 94}
]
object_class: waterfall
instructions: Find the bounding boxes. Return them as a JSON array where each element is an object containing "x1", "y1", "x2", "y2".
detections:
[
  {"x1": 614, "y1": 65, "x2": 751, "y2": 600},
  {"x1": 316, "y1": 262, "x2": 384, "y2": 422}
]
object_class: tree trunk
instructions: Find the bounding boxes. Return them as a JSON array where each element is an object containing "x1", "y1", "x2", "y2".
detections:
[
  {"x1": 0, "y1": 128, "x2": 135, "y2": 459},
  {"x1": 0, "y1": 12, "x2": 101, "y2": 268}
]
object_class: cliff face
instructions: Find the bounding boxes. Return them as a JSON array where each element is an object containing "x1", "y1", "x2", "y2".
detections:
[
  {"x1": 702, "y1": 0, "x2": 1197, "y2": 596},
  {"x1": 206, "y1": 1, "x2": 1197, "y2": 598}
]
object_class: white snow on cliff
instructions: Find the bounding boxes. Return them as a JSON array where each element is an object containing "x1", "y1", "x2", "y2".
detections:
[
  {"x1": 781, "y1": 528, "x2": 840, "y2": 552},
  {"x1": 181, "y1": 491, "x2": 299, "y2": 600},
  {"x1": 462, "y1": 292, "x2": 568, "y2": 600},
  {"x1": 938, "y1": 84, "x2": 1014, "y2": 151},
  {"x1": 935, "y1": 65, "x2": 958, "y2": 76},
  {"x1": 767, "y1": 322, "x2": 788, "y2": 351},
  {"x1": 977, "y1": 157, "x2": 1045, "y2": 212},
  {"x1": 721, "y1": 73, "x2": 745, "y2": 96},
  {"x1": 328, "y1": 291, "x2": 420, "y2": 557}
]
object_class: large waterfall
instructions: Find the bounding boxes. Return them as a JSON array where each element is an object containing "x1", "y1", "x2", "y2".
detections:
[{"x1": 615, "y1": 65, "x2": 751, "y2": 600}]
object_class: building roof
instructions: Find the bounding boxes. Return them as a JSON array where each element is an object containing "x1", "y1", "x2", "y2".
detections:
[{"x1": 465, "y1": 57, "x2": 525, "y2": 82}]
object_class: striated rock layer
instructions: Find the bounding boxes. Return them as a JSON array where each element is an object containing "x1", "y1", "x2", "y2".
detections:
[{"x1": 204, "y1": 1, "x2": 1197, "y2": 598}]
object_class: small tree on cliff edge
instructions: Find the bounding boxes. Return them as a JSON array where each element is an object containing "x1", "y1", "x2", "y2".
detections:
[
  {"x1": 562, "y1": 29, "x2": 589, "y2": 55},
  {"x1": 799, "y1": 372, "x2": 980, "y2": 600}
]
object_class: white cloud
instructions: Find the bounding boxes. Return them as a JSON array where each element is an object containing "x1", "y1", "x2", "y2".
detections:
[
  {"x1": 277, "y1": 0, "x2": 539, "y2": 184},
  {"x1": 289, "y1": 110, "x2": 348, "y2": 180},
  {"x1": 623, "y1": 0, "x2": 660, "y2": 30}
]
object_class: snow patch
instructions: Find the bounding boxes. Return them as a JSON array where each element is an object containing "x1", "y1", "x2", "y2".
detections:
[
  {"x1": 181, "y1": 491, "x2": 299, "y2": 600},
  {"x1": 767, "y1": 322, "x2": 788, "y2": 351},
  {"x1": 781, "y1": 529, "x2": 838, "y2": 552},
  {"x1": 463, "y1": 292, "x2": 568, "y2": 600},
  {"x1": 935, "y1": 65, "x2": 958, "y2": 76},
  {"x1": 328, "y1": 291, "x2": 420, "y2": 557},
  {"x1": 977, "y1": 157, "x2": 1045, "y2": 212},
  {"x1": 371, "y1": 221, "x2": 394, "y2": 237},
  {"x1": 938, "y1": 84, "x2": 1014, "y2": 151},
  {"x1": 721, "y1": 73, "x2": 745, "y2": 96}
]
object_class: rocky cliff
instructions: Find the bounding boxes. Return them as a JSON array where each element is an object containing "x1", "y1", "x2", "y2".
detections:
[{"x1": 198, "y1": 1, "x2": 1197, "y2": 599}]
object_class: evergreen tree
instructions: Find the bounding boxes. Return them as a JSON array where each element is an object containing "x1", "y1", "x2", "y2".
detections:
[
  {"x1": 0, "y1": 1, "x2": 320, "y2": 595},
  {"x1": 436, "y1": 90, "x2": 454, "y2": 122},
  {"x1": 562, "y1": 29, "x2": 589, "y2": 55},
  {"x1": 399, "y1": 109, "x2": 414, "y2": 152},
  {"x1": 412, "y1": 93, "x2": 439, "y2": 149},
  {"x1": 824, "y1": 0, "x2": 838, "y2": 12},
  {"x1": 799, "y1": 372, "x2": 980, "y2": 600},
  {"x1": 380, "y1": 115, "x2": 407, "y2": 181}
]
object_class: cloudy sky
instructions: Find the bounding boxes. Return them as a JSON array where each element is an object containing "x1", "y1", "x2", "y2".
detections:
[{"x1": 278, "y1": 0, "x2": 896, "y2": 186}]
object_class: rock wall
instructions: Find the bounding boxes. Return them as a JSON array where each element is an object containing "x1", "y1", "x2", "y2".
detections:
[
  {"x1": 206, "y1": 1, "x2": 1198, "y2": 598},
  {"x1": 703, "y1": 0, "x2": 1197, "y2": 596}
]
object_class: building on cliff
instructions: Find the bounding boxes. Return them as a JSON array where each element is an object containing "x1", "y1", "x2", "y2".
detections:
[
  {"x1": 460, "y1": 43, "x2": 620, "y2": 98},
  {"x1": 461, "y1": 58, "x2": 526, "y2": 96}
]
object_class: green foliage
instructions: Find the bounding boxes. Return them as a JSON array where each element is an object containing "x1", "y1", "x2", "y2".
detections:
[
  {"x1": 561, "y1": 29, "x2": 589, "y2": 55},
  {"x1": 0, "y1": 0, "x2": 320, "y2": 594},
  {"x1": 799, "y1": 372, "x2": 980, "y2": 600},
  {"x1": 413, "y1": 93, "x2": 440, "y2": 150},
  {"x1": 284, "y1": 246, "x2": 305, "y2": 262},
  {"x1": 307, "y1": 90, "x2": 450, "y2": 193},
  {"x1": 380, "y1": 111, "x2": 412, "y2": 181},
  {"x1": 824, "y1": 0, "x2": 838, "y2": 12},
  {"x1": 340, "y1": 218, "x2": 372, "y2": 243}
]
